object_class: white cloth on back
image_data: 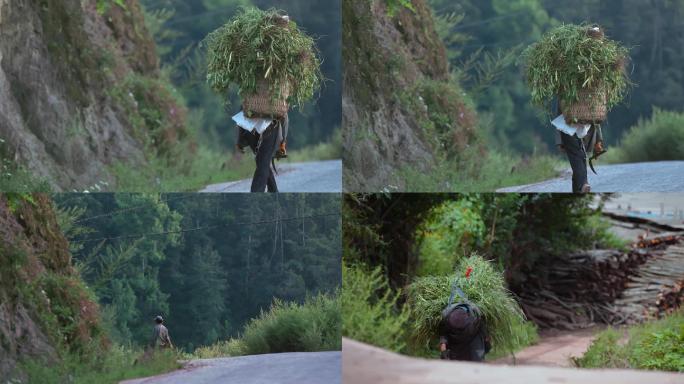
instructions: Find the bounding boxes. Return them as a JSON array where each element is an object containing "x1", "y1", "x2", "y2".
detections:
[
  {"x1": 233, "y1": 111, "x2": 274, "y2": 134},
  {"x1": 552, "y1": 114, "x2": 591, "y2": 139}
]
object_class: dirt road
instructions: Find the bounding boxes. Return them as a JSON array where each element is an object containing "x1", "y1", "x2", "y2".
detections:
[
  {"x1": 200, "y1": 160, "x2": 342, "y2": 193},
  {"x1": 491, "y1": 328, "x2": 598, "y2": 367},
  {"x1": 121, "y1": 351, "x2": 340, "y2": 384},
  {"x1": 498, "y1": 161, "x2": 684, "y2": 193},
  {"x1": 342, "y1": 338, "x2": 682, "y2": 384}
]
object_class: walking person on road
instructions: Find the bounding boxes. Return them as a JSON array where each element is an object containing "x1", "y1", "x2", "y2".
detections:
[{"x1": 151, "y1": 315, "x2": 173, "y2": 350}]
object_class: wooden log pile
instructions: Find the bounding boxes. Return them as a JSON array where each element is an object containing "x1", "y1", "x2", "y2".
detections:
[
  {"x1": 517, "y1": 233, "x2": 683, "y2": 329},
  {"x1": 611, "y1": 245, "x2": 684, "y2": 323}
]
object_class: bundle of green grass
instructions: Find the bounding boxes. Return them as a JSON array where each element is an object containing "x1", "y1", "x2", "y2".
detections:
[
  {"x1": 406, "y1": 255, "x2": 531, "y2": 355},
  {"x1": 521, "y1": 24, "x2": 630, "y2": 123},
  {"x1": 205, "y1": 7, "x2": 322, "y2": 115}
]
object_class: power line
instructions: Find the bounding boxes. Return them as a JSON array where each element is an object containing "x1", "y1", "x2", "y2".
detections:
[
  {"x1": 72, "y1": 194, "x2": 208, "y2": 224},
  {"x1": 70, "y1": 212, "x2": 339, "y2": 244}
]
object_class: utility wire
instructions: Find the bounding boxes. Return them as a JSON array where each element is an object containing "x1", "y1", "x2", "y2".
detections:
[
  {"x1": 70, "y1": 212, "x2": 340, "y2": 244},
  {"x1": 73, "y1": 194, "x2": 214, "y2": 224}
]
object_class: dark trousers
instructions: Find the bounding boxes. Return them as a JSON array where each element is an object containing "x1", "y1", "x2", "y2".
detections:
[
  {"x1": 560, "y1": 131, "x2": 588, "y2": 193},
  {"x1": 239, "y1": 125, "x2": 279, "y2": 193},
  {"x1": 444, "y1": 333, "x2": 488, "y2": 362}
]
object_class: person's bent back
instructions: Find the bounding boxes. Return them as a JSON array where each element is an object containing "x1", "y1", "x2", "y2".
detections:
[{"x1": 438, "y1": 304, "x2": 491, "y2": 362}]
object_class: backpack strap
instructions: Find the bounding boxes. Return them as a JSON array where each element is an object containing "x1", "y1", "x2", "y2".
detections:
[{"x1": 448, "y1": 279, "x2": 468, "y2": 307}]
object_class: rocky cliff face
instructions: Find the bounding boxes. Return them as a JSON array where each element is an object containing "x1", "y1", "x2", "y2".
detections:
[
  {"x1": 0, "y1": 0, "x2": 186, "y2": 191},
  {"x1": 342, "y1": 0, "x2": 477, "y2": 191},
  {"x1": 0, "y1": 194, "x2": 105, "y2": 379}
]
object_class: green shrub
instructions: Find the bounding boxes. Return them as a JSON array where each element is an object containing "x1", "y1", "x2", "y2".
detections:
[
  {"x1": 608, "y1": 108, "x2": 684, "y2": 163},
  {"x1": 239, "y1": 292, "x2": 340, "y2": 355},
  {"x1": 385, "y1": 0, "x2": 415, "y2": 16},
  {"x1": 406, "y1": 255, "x2": 535, "y2": 357},
  {"x1": 342, "y1": 263, "x2": 410, "y2": 352},
  {"x1": 416, "y1": 199, "x2": 486, "y2": 277},
  {"x1": 577, "y1": 311, "x2": 684, "y2": 372}
]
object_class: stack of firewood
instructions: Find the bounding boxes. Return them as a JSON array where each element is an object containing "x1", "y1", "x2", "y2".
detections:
[
  {"x1": 516, "y1": 233, "x2": 683, "y2": 329},
  {"x1": 611, "y1": 245, "x2": 684, "y2": 323}
]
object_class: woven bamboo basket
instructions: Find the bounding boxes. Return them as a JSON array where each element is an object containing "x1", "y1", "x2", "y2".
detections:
[
  {"x1": 561, "y1": 87, "x2": 607, "y2": 124},
  {"x1": 242, "y1": 79, "x2": 290, "y2": 119}
]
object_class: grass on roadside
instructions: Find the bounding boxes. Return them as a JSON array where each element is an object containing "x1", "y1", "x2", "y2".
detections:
[
  {"x1": 19, "y1": 346, "x2": 181, "y2": 384},
  {"x1": 192, "y1": 292, "x2": 340, "y2": 359},
  {"x1": 398, "y1": 150, "x2": 562, "y2": 192},
  {"x1": 575, "y1": 310, "x2": 684, "y2": 372}
]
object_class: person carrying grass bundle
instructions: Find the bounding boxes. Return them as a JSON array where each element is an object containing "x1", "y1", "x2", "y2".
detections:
[
  {"x1": 522, "y1": 24, "x2": 630, "y2": 193},
  {"x1": 438, "y1": 273, "x2": 492, "y2": 361},
  {"x1": 407, "y1": 256, "x2": 532, "y2": 361},
  {"x1": 205, "y1": 8, "x2": 322, "y2": 193}
]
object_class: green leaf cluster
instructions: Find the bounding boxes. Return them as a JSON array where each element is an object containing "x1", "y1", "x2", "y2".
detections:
[{"x1": 342, "y1": 263, "x2": 410, "y2": 352}]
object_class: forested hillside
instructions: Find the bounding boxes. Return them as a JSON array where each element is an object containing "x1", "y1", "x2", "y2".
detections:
[{"x1": 55, "y1": 193, "x2": 341, "y2": 351}]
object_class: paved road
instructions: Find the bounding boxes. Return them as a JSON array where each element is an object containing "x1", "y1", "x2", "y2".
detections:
[
  {"x1": 343, "y1": 338, "x2": 683, "y2": 384},
  {"x1": 200, "y1": 160, "x2": 342, "y2": 193},
  {"x1": 491, "y1": 328, "x2": 598, "y2": 367},
  {"x1": 498, "y1": 161, "x2": 684, "y2": 193},
  {"x1": 121, "y1": 351, "x2": 341, "y2": 384}
]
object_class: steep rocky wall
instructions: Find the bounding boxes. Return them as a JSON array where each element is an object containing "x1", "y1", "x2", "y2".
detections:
[
  {"x1": 342, "y1": 0, "x2": 445, "y2": 191},
  {"x1": 0, "y1": 0, "x2": 183, "y2": 191},
  {"x1": 0, "y1": 194, "x2": 105, "y2": 378}
]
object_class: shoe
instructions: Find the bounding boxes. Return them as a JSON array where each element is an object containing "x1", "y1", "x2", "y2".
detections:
[{"x1": 580, "y1": 184, "x2": 591, "y2": 193}]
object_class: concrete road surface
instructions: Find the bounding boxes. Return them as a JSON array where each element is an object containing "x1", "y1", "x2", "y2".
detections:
[
  {"x1": 121, "y1": 351, "x2": 340, "y2": 384},
  {"x1": 343, "y1": 338, "x2": 683, "y2": 384},
  {"x1": 200, "y1": 160, "x2": 342, "y2": 193},
  {"x1": 498, "y1": 161, "x2": 684, "y2": 193},
  {"x1": 491, "y1": 328, "x2": 598, "y2": 367}
]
